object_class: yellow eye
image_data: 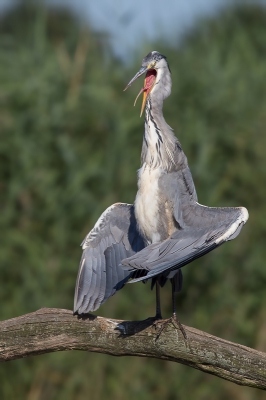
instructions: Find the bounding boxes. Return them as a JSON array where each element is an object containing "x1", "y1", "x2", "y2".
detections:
[{"x1": 149, "y1": 62, "x2": 156, "y2": 69}]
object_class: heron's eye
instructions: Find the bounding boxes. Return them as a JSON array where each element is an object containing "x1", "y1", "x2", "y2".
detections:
[{"x1": 149, "y1": 62, "x2": 156, "y2": 69}]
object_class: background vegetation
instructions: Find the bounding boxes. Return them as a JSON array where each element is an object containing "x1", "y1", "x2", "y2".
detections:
[{"x1": 0, "y1": 1, "x2": 266, "y2": 399}]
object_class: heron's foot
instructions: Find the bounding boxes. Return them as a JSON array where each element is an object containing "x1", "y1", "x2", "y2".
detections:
[
  {"x1": 155, "y1": 314, "x2": 187, "y2": 341},
  {"x1": 150, "y1": 313, "x2": 163, "y2": 328}
]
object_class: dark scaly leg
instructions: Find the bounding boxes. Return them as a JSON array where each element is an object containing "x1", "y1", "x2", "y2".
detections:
[
  {"x1": 171, "y1": 279, "x2": 187, "y2": 339},
  {"x1": 143, "y1": 280, "x2": 162, "y2": 323},
  {"x1": 155, "y1": 281, "x2": 162, "y2": 319},
  {"x1": 156, "y1": 271, "x2": 186, "y2": 341}
]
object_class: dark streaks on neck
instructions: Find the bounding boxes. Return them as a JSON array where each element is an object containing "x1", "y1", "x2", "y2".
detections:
[{"x1": 146, "y1": 99, "x2": 163, "y2": 144}]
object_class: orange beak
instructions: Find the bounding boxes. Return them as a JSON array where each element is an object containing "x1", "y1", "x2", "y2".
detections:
[
  {"x1": 140, "y1": 88, "x2": 148, "y2": 118},
  {"x1": 133, "y1": 85, "x2": 148, "y2": 117}
]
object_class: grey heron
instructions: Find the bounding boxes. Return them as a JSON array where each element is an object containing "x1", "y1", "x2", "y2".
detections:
[{"x1": 74, "y1": 51, "x2": 248, "y2": 329}]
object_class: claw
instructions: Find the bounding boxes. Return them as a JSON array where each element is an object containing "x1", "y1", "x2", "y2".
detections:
[{"x1": 155, "y1": 315, "x2": 187, "y2": 341}]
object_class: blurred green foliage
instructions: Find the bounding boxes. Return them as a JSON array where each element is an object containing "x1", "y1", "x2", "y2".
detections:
[{"x1": 0, "y1": 1, "x2": 266, "y2": 399}]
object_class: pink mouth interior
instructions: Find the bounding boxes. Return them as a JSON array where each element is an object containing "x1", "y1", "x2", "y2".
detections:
[
  {"x1": 143, "y1": 69, "x2": 157, "y2": 91},
  {"x1": 134, "y1": 69, "x2": 157, "y2": 107}
]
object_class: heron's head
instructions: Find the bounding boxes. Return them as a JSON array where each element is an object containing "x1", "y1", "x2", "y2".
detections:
[{"x1": 124, "y1": 51, "x2": 171, "y2": 117}]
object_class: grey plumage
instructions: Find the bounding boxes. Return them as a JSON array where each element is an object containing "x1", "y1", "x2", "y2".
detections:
[
  {"x1": 120, "y1": 51, "x2": 248, "y2": 285},
  {"x1": 74, "y1": 203, "x2": 144, "y2": 314},
  {"x1": 74, "y1": 50, "x2": 248, "y2": 316}
]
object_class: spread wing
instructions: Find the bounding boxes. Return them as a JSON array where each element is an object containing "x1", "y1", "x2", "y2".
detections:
[
  {"x1": 74, "y1": 203, "x2": 145, "y2": 314},
  {"x1": 121, "y1": 204, "x2": 248, "y2": 283}
]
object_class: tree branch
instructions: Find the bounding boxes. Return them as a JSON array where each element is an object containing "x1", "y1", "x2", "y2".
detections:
[{"x1": 0, "y1": 308, "x2": 265, "y2": 390}]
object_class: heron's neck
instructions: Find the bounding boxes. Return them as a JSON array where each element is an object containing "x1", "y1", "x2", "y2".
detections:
[{"x1": 141, "y1": 97, "x2": 178, "y2": 171}]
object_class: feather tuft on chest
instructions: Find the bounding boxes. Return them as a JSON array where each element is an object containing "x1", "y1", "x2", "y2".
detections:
[{"x1": 134, "y1": 165, "x2": 165, "y2": 244}]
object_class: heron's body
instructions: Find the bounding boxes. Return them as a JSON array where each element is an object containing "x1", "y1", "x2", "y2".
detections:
[
  {"x1": 73, "y1": 51, "x2": 248, "y2": 316},
  {"x1": 135, "y1": 85, "x2": 193, "y2": 246},
  {"x1": 135, "y1": 165, "x2": 163, "y2": 244}
]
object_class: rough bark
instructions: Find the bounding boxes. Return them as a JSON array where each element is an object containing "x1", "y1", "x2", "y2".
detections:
[{"x1": 0, "y1": 308, "x2": 265, "y2": 390}]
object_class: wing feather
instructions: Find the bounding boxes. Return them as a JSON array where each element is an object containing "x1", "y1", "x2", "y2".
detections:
[
  {"x1": 104, "y1": 246, "x2": 114, "y2": 301},
  {"x1": 85, "y1": 256, "x2": 97, "y2": 311},
  {"x1": 121, "y1": 204, "x2": 248, "y2": 283},
  {"x1": 110, "y1": 244, "x2": 119, "y2": 294},
  {"x1": 90, "y1": 255, "x2": 102, "y2": 311},
  {"x1": 74, "y1": 203, "x2": 145, "y2": 314},
  {"x1": 94, "y1": 251, "x2": 106, "y2": 310}
]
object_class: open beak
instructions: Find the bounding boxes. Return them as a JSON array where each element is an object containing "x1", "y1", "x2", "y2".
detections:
[
  {"x1": 124, "y1": 66, "x2": 147, "y2": 91},
  {"x1": 124, "y1": 66, "x2": 157, "y2": 117}
]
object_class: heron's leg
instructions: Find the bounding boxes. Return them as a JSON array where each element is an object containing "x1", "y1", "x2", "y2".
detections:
[
  {"x1": 155, "y1": 278, "x2": 187, "y2": 341},
  {"x1": 171, "y1": 279, "x2": 187, "y2": 339},
  {"x1": 142, "y1": 281, "x2": 162, "y2": 323},
  {"x1": 155, "y1": 281, "x2": 162, "y2": 319}
]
